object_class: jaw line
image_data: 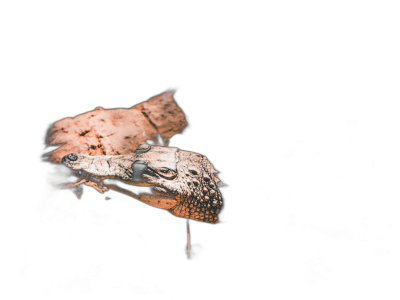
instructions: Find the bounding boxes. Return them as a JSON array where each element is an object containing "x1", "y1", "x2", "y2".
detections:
[
  {"x1": 103, "y1": 182, "x2": 143, "y2": 199},
  {"x1": 68, "y1": 170, "x2": 178, "y2": 210},
  {"x1": 103, "y1": 182, "x2": 178, "y2": 210}
]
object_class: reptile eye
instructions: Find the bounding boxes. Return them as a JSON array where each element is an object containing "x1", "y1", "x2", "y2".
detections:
[
  {"x1": 67, "y1": 153, "x2": 78, "y2": 161},
  {"x1": 160, "y1": 168, "x2": 169, "y2": 173},
  {"x1": 132, "y1": 160, "x2": 147, "y2": 172}
]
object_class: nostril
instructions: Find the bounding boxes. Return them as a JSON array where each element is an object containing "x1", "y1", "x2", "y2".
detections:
[{"x1": 67, "y1": 153, "x2": 78, "y2": 161}]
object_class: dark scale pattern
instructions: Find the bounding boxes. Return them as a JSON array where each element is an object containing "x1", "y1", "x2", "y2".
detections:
[{"x1": 169, "y1": 152, "x2": 223, "y2": 223}]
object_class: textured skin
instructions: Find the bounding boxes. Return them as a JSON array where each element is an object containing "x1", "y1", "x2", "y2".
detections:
[
  {"x1": 62, "y1": 144, "x2": 223, "y2": 223},
  {"x1": 167, "y1": 150, "x2": 223, "y2": 223}
]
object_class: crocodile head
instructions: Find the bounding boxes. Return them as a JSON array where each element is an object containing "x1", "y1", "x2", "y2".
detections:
[{"x1": 62, "y1": 143, "x2": 224, "y2": 223}]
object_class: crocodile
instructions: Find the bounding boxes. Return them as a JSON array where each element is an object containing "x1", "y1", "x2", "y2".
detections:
[{"x1": 61, "y1": 143, "x2": 224, "y2": 223}]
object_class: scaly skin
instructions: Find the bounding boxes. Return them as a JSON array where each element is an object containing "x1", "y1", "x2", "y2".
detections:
[{"x1": 62, "y1": 143, "x2": 223, "y2": 223}]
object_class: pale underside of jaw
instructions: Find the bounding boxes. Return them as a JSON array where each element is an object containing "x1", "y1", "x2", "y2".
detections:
[
  {"x1": 70, "y1": 172, "x2": 177, "y2": 209},
  {"x1": 104, "y1": 183, "x2": 177, "y2": 209}
]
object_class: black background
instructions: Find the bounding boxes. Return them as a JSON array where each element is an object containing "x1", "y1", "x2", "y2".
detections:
[{"x1": 12, "y1": 27, "x2": 398, "y2": 298}]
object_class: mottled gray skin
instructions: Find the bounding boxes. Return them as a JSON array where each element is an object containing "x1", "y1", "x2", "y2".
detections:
[{"x1": 62, "y1": 143, "x2": 223, "y2": 223}]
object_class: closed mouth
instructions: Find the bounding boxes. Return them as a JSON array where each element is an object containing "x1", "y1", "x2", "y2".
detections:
[
  {"x1": 71, "y1": 170, "x2": 169, "y2": 198},
  {"x1": 102, "y1": 179, "x2": 153, "y2": 195}
]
